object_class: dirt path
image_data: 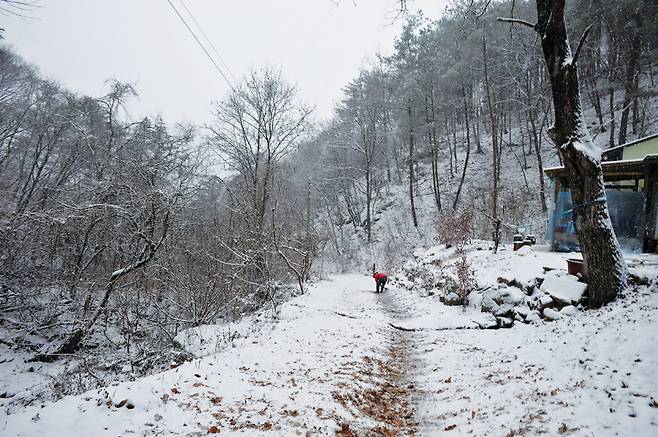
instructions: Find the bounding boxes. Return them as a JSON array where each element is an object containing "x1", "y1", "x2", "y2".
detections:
[{"x1": 333, "y1": 290, "x2": 421, "y2": 436}]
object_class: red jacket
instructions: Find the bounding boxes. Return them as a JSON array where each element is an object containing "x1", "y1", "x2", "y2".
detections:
[{"x1": 373, "y1": 272, "x2": 387, "y2": 282}]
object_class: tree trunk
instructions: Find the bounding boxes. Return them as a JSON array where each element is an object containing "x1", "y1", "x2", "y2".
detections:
[
  {"x1": 366, "y1": 162, "x2": 372, "y2": 242},
  {"x1": 585, "y1": 74, "x2": 606, "y2": 132},
  {"x1": 618, "y1": 24, "x2": 641, "y2": 146},
  {"x1": 453, "y1": 84, "x2": 471, "y2": 211},
  {"x1": 445, "y1": 116, "x2": 454, "y2": 178},
  {"x1": 408, "y1": 105, "x2": 418, "y2": 228},
  {"x1": 608, "y1": 87, "x2": 615, "y2": 149},
  {"x1": 428, "y1": 94, "x2": 442, "y2": 212},
  {"x1": 534, "y1": 0, "x2": 627, "y2": 307},
  {"x1": 482, "y1": 36, "x2": 500, "y2": 252}
]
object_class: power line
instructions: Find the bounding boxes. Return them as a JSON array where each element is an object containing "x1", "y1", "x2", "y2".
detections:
[
  {"x1": 165, "y1": 0, "x2": 235, "y2": 91},
  {"x1": 177, "y1": 0, "x2": 237, "y2": 84}
]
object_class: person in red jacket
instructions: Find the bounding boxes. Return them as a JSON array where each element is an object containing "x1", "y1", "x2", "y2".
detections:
[{"x1": 373, "y1": 272, "x2": 388, "y2": 293}]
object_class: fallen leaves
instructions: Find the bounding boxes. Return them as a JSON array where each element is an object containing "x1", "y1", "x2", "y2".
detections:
[
  {"x1": 331, "y1": 344, "x2": 417, "y2": 436},
  {"x1": 336, "y1": 423, "x2": 356, "y2": 436},
  {"x1": 281, "y1": 409, "x2": 299, "y2": 417}
]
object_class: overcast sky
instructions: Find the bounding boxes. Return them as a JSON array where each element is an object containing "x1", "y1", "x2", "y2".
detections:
[{"x1": 2, "y1": 0, "x2": 447, "y2": 125}]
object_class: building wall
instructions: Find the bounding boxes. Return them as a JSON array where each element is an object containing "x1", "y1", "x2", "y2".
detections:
[{"x1": 623, "y1": 136, "x2": 658, "y2": 160}]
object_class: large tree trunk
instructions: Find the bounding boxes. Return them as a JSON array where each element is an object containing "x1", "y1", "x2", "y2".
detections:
[{"x1": 535, "y1": 0, "x2": 627, "y2": 307}]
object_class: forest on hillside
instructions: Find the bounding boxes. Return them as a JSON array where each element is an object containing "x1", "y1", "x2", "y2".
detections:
[{"x1": 1, "y1": 0, "x2": 657, "y2": 400}]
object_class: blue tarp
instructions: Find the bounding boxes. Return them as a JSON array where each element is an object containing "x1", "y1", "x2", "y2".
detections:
[{"x1": 548, "y1": 190, "x2": 645, "y2": 253}]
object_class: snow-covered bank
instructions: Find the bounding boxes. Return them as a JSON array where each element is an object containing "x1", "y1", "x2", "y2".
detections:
[
  {"x1": 394, "y1": 242, "x2": 658, "y2": 325},
  {"x1": 391, "y1": 242, "x2": 658, "y2": 435},
  {"x1": 403, "y1": 284, "x2": 658, "y2": 436}
]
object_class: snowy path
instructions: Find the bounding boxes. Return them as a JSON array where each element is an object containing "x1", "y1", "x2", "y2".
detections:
[
  {"x1": 1, "y1": 274, "x2": 419, "y2": 436},
  {"x1": 2, "y1": 274, "x2": 657, "y2": 436}
]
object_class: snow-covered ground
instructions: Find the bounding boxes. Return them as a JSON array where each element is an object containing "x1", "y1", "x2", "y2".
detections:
[
  {"x1": 2, "y1": 249, "x2": 657, "y2": 436},
  {"x1": 0, "y1": 275, "x2": 403, "y2": 436}
]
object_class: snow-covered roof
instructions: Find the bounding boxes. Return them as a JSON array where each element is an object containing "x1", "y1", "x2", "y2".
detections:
[
  {"x1": 544, "y1": 154, "x2": 658, "y2": 178},
  {"x1": 601, "y1": 132, "x2": 658, "y2": 155}
]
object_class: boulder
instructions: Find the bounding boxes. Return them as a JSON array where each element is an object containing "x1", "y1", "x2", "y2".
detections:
[
  {"x1": 539, "y1": 295, "x2": 554, "y2": 308},
  {"x1": 540, "y1": 275, "x2": 587, "y2": 306},
  {"x1": 542, "y1": 308, "x2": 563, "y2": 321},
  {"x1": 515, "y1": 245, "x2": 533, "y2": 256},
  {"x1": 525, "y1": 310, "x2": 542, "y2": 324},
  {"x1": 497, "y1": 317, "x2": 514, "y2": 328},
  {"x1": 443, "y1": 292, "x2": 462, "y2": 306},
  {"x1": 476, "y1": 314, "x2": 498, "y2": 329},
  {"x1": 514, "y1": 305, "x2": 531, "y2": 319},
  {"x1": 481, "y1": 289, "x2": 501, "y2": 314},
  {"x1": 560, "y1": 305, "x2": 578, "y2": 316}
]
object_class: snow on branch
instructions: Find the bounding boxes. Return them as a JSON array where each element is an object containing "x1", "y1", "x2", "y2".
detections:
[{"x1": 496, "y1": 17, "x2": 536, "y2": 30}]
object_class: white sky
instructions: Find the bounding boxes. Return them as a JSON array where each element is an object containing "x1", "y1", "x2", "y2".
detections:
[{"x1": 2, "y1": 0, "x2": 447, "y2": 125}]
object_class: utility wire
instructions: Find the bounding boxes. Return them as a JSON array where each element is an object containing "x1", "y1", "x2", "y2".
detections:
[
  {"x1": 166, "y1": 0, "x2": 235, "y2": 91},
  {"x1": 177, "y1": 0, "x2": 237, "y2": 84}
]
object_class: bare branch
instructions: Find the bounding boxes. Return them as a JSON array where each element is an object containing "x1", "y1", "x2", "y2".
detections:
[
  {"x1": 572, "y1": 24, "x2": 594, "y2": 66},
  {"x1": 497, "y1": 17, "x2": 536, "y2": 30}
]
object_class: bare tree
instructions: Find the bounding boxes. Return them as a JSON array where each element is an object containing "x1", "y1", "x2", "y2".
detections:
[{"x1": 208, "y1": 67, "x2": 312, "y2": 291}]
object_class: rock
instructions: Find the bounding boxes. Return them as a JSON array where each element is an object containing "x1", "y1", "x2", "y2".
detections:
[
  {"x1": 477, "y1": 314, "x2": 498, "y2": 329},
  {"x1": 540, "y1": 275, "x2": 587, "y2": 305},
  {"x1": 543, "y1": 308, "x2": 563, "y2": 321},
  {"x1": 504, "y1": 287, "x2": 526, "y2": 305},
  {"x1": 560, "y1": 305, "x2": 578, "y2": 316},
  {"x1": 539, "y1": 295, "x2": 554, "y2": 308},
  {"x1": 497, "y1": 317, "x2": 514, "y2": 328},
  {"x1": 494, "y1": 304, "x2": 516, "y2": 318},
  {"x1": 481, "y1": 290, "x2": 501, "y2": 314},
  {"x1": 525, "y1": 311, "x2": 542, "y2": 323},
  {"x1": 515, "y1": 305, "x2": 530, "y2": 318},
  {"x1": 515, "y1": 245, "x2": 533, "y2": 256},
  {"x1": 443, "y1": 292, "x2": 462, "y2": 306},
  {"x1": 468, "y1": 292, "x2": 483, "y2": 309}
]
